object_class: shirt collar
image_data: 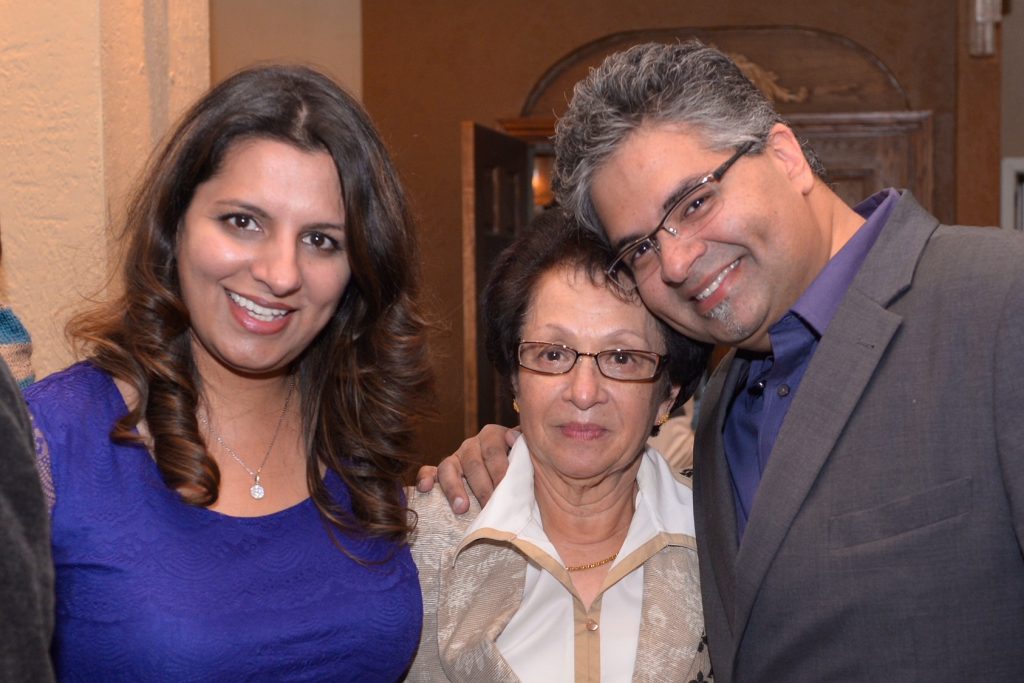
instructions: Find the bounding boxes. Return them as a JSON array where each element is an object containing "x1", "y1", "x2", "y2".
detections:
[
  {"x1": 455, "y1": 435, "x2": 696, "y2": 562},
  {"x1": 460, "y1": 435, "x2": 546, "y2": 549},
  {"x1": 789, "y1": 188, "x2": 900, "y2": 336}
]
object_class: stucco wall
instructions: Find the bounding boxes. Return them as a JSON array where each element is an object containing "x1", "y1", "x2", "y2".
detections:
[
  {"x1": 0, "y1": 0, "x2": 209, "y2": 378},
  {"x1": 210, "y1": 0, "x2": 362, "y2": 96}
]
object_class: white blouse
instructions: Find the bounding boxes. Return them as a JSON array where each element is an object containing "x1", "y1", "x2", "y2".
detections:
[{"x1": 457, "y1": 435, "x2": 698, "y2": 682}]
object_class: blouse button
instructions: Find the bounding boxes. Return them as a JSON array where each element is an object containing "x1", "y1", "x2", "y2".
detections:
[
  {"x1": 777, "y1": 384, "x2": 791, "y2": 397},
  {"x1": 585, "y1": 619, "x2": 599, "y2": 632}
]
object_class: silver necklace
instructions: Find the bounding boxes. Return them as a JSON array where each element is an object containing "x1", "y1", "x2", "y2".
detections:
[{"x1": 198, "y1": 377, "x2": 296, "y2": 500}]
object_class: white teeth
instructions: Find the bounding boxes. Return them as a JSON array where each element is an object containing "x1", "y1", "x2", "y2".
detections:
[
  {"x1": 228, "y1": 292, "x2": 289, "y2": 322},
  {"x1": 696, "y1": 260, "x2": 739, "y2": 302}
]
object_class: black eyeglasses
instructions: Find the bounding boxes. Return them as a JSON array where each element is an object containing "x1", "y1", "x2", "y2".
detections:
[
  {"x1": 517, "y1": 341, "x2": 665, "y2": 382},
  {"x1": 606, "y1": 140, "x2": 756, "y2": 292}
]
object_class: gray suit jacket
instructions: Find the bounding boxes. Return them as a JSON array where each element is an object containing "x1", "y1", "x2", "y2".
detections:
[{"x1": 694, "y1": 193, "x2": 1024, "y2": 681}]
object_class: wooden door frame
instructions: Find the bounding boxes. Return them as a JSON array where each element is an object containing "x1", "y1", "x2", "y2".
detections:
[{"x1": 956, "y1": 0, "x2": 1002, "y2": 226}]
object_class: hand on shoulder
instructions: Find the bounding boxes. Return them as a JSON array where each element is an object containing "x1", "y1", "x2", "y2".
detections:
[{"x1": 416, "y1": 424, "x2": 517, "y2": 513}]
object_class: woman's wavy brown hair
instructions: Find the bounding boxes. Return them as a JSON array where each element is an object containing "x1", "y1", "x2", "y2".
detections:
[{"x1": 70, "y1": 64, "x2": 434, "y2": 545}]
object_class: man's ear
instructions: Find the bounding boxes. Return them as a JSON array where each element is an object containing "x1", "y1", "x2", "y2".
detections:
[{"x1": 765, "y1": 123, "x2": 816, "y2": 195}]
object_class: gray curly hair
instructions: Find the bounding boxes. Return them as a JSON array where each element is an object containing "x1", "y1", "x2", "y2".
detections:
[{"x1": 552, "y1": 40, "x2": 826, "y2": 235}]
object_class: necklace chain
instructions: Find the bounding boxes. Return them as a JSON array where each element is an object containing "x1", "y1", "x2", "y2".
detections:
[
  {"x1": 565, "y1": 553, "x2": 617, "y2": 572},
  {"x1": 198, "y1": 377, "x2": 295, "y2": 500}
]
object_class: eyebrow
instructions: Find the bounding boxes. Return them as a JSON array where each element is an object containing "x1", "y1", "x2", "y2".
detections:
[
  {"x1": 214, "y1": 199, "x2": 346, "y2": 232},
  {"x1": 530, "y1": 324, "x2": 650, "y2": 349},
  {"x1": 660, "y1": 171, "x2": 712, "y2": 215},
  {"x1": 609, "y1": 170, "x2": 711, "y2": 252},
  {"x1": 214, "y1": 199, "x2": 270, "y2": 219}
]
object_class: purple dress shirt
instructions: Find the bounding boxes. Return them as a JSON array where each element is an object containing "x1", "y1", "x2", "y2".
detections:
[{"x1": 723, "y1": 189, "x2": 899, "y2": 539}]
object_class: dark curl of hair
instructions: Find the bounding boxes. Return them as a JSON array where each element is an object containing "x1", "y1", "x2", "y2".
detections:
[
  {"x1": 69, "y1": 64, "x2": 434, "y2": 545},
  {"x1": 482, "y1": 209, "x2": 709, "y2": 429}
]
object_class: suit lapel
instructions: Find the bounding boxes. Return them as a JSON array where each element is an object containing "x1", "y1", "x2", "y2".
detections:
[
  {"x1": 727, "y1": 193, "x2": 941, "y2": 652},
  {"x1": 694, "y1": 351, "x2": 746, "y2": 632},
  {"x1": 731, "y1": 289, "x2": 901, "y2": 627}
]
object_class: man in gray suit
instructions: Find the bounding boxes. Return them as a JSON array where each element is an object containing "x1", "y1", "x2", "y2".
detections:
[{"x1": 429, "y1": 41, "x2": 1024, "y2": 680}]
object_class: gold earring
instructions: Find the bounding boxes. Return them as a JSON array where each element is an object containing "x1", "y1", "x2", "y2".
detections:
[
  {"x1": 656, "y1": 413, "x2": 670, "y2": 427},
  {"x1": 512, "y1": 398, "x2": 520, "y2": 414}
]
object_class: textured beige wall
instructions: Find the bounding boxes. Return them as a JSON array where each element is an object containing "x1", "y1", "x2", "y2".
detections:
[
  {"x1": 0, "y1": 0, "x2": 210, "y2": 379},
  {"x1": 210, "y1": 0, "x2": 362, "y2": 96}
]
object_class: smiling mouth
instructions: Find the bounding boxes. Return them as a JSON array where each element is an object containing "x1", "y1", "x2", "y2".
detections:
[
  {"x1": 695, "y1": 259, "x2": 739, "y2": 302},
  {"x1": 228, "y1": 292, "x2": 291, "y2": 322}
]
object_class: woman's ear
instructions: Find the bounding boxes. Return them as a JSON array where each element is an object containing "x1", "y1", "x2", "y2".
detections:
[
  {"x1": 650, "y1": 383, "x2": 682, "y2": 438},
  {"x1": 510, "y1": 375, "x2": 521, "y2": 414},
  {"x1": 656, "y1": 383, "x2": 682, "y2": 424}
]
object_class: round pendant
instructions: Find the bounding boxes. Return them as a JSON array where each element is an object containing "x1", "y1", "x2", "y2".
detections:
[{"x1": 250, "y1": 482, "x2": 265, "y2": 500}]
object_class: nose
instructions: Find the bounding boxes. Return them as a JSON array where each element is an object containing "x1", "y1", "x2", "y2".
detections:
[
  {"x1": 250, "y1": 235, "x2": 301, "y2": 297},
  {"x1": 566, "y1": 355, "x2": 606, "y2": 410},
  {"x1": 657, "y1": 233, "x2": 705, "y2": 285}
]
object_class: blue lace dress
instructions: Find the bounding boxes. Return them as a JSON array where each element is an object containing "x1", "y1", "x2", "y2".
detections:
[{"x1": 26, "y1": 362, "x2": 422, "y2": 682}]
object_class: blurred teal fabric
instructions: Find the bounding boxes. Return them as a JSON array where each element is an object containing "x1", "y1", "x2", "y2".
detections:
[{"x1": 0, "y1": 306, "x2": 34, "y2": 388}]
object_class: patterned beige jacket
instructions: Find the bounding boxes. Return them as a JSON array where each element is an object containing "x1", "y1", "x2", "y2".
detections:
[{"x1": 405, "y1": 483, "x2": 711, "y2": 682}]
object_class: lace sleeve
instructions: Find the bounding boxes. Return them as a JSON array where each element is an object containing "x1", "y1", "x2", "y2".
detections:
[{"x1": 26, "y1": 412, "x2": 55, "y2": 515}]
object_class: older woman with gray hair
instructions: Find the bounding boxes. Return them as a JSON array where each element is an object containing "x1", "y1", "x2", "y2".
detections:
[{"x1": 407, "y1": 209, "x2": 711, "y2": 682}]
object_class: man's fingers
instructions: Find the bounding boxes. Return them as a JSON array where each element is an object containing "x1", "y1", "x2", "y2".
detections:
[
  {"x1": 479, "y1": 424, "x2": 513, "y2": 488},
  {"x1": 435, "y1": 454, "x2": 470, "y2": 514},
  {"x1": 432, "y1": 425, "x2": 515, "y2": 513},
  {"x1": 415, "y1": 465, "x2": 437, "y2": 492},
  {"x1": 459, "y1": 449, "x2": 496, "y2": 509}
]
